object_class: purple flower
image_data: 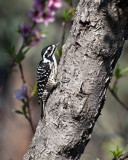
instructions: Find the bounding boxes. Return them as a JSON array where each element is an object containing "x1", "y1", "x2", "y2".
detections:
[
  {"x1": 28, "y1": 0, "x2": 45, "y2": 23},
  {"x1": 33, "y1": 0, "x2": 45, "y2": 11},
  {"x1": 28, "y1": 10, "x2": 44, "y2": 23},
  {"x1": 30, "y1": 29, "x2": 46, "y2": 46},
  {"x1": 28, "y1": 10, "x2": 55, "y2": 26},
  {"x1": 14, "y1": 83, "x2": 27, "y2": 100},
  {"x1": 42, "y1": 13, "x2": 55, "y2": 26},
  {"x1": 20, "y1": 23, "x2": 32, "y2": 38},
  {"x1": 19, "y1": 23, "x2": 45, "y2": 46},
  {"x1": 28, "y1": 0, "x2": 62, "y2": 25},
  {"x1": 19, "y1": 23, "x2": 33, "y2": 45}
]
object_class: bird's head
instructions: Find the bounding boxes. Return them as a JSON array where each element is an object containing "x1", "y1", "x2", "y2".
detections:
[{"x1": 41, "y1": 42, "x2": 60, "y2": 61}]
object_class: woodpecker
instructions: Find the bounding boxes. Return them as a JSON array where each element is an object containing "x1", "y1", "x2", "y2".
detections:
[{"x1": 37, "y1": 42, "x2": 60, "y2": 120}]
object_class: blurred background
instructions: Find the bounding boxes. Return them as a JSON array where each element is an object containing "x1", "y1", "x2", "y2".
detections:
[{"x1": 0, "y1": 0, "x2": 128, "y2": 160}]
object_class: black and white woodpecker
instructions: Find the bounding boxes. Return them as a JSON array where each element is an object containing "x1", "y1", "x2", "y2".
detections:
[{"x1": 37, "y1": 42, "x2": 60, "y2": 120}]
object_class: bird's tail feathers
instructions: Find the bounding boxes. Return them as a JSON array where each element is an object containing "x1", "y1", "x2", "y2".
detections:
[{"x1": 41, "y1": 100, "x2": 46, "y2": 120}]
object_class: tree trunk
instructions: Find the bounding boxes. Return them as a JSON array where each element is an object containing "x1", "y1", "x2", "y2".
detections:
[{"x1": 24, "y1": 0, "x2": 128, "y2": 159}]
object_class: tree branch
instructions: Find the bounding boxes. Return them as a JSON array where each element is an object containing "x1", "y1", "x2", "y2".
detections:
[
  {"x1": 24, "y1": 0, "x2": 128, "y2": 159},
  {"x1": 18, "y1": 63, "x2": 34, "y2": 133},
  {"x1": 109, "y1": 86, "x2": 128, "y2": 111}
]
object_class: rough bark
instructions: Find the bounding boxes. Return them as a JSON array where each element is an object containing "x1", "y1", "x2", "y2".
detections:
[{"x1": 24, "y1": 0, "x2": 128, "y2": 159}]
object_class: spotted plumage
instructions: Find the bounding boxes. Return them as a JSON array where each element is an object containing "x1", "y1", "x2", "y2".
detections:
[{"x1": 37, "y1": 43, "x2": 59, "y2": 120}]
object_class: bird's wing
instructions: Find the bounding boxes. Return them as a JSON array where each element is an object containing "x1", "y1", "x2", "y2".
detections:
[{"x1": 37, "y1": 61, "x2": 51, "y2": 102}]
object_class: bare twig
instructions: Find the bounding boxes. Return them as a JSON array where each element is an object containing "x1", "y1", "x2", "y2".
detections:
[
  {"x1": 113, "y1": 79, "x2": 118, "y2": 90},
  {"x1": 61, "y1": 22, "x2": 67, "y2": 46},
  {"x1": 18, "y1": 63, "x2": 25, "y2": 83},
  {"x1": 18, "y1": 63, "x2": 35, "y2": 133},
  {"x1": 109, "y1": 86, "x2": 128, "y2": 111},
  {"x1": 15, "y1": 22, "x2": 37, "y2": 134},
  {"x1": 17, "y1": 42, "x2": 25, "y2": 57}
]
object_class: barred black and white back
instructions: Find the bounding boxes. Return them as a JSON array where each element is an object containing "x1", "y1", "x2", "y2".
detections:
[
  {"x1": 37, "y1": 61, "x2": 51, "y2": 103},
  {"x1": 37, "y1": 43, "x2": 59, "y2": 119}
]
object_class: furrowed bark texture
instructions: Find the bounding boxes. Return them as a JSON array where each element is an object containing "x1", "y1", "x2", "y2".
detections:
[{"x1": 24, "y1": 0, "x2": 128, "y2": 159}]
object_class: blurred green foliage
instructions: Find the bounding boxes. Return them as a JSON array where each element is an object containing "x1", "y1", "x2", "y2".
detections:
[
  {"x1": 0, "y1": 0, "x2": 31, "y2": 86},
  {"x1": 31, "y1": 83, "x2": 38, "y2": 97},
  {"x1": 62, "y1": 8, "x2": 74, "y2": 22},
  {"x1": 115, "y1": 64, "x2": 128, "y2": 80},
  {"x1": 110, "y1": 146, "x2": 125, "y2": 159}
]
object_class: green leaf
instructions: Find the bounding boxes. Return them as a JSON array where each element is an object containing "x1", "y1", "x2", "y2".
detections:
[
  {"x1": 56, "y1": 46, "x2": 62, "y2": 57},
  {"x1": 115, "y1": 64, "x2": 121, "y2": 79},
  {"x1": 120, "y1": 67, "x2": 128, "y2": 77},
  {"x1": 113, "y1": 86, "x2": 118, "y2": 94},
  {"x1": 63, "y1": 10, "x2": 68, "y2": 22},
  {"x1": 65, "y1": 0, "x2": 72, "y2": 4},
  {"x1": 22, "y1": 103, "x2": 28, "y2": 115},
  {"x1": 68, "y1": 8, "x2": 74, "y2": 15},
  {"x1": 118, "y1": 147, "x2": 125, "y2": 157},
  {"x1": 12, "y1": 110, "x2": 23, "y2": 115},
  {"x1": 6, "y1": 45, "x2": 29, "y2": 63},
  {"x1": 110, "y1": 146, "x2": 125, "y2": 159},
  {"x1": 22, "y1": 47, "x2": 30, "y2": 56},
  {"x1": 96, "y1": 158, "x2": 100, "y2": 160},
  {"x1": 115, "y1": 64, "x2": 128, "y2": 79},
  {"x1": 16, "y1": 53, "x2": 25, "y2": 63},
  {"x1": 110, "y1": 150, "x2": 116, "y2": 158},
  {"x1": 6, "y1": 46, "x2": 17, "y2": 60},
  {"x1": 31, "y1": 83, "x2": 37, "y2": 97},
  {"x1": 62, "y1": 8, "x2": 74, "y2": 22},
  {"x1": 16, "y1": 47, "x2": 30, "y2": 63}
]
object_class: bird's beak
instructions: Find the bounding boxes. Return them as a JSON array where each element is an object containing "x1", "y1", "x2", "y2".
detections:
[{"x1": 55, "y1": 42, "x2": 60, "y2": 47}]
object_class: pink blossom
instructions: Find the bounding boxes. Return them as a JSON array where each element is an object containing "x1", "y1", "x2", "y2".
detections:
[
  {"x1": 19, "y1": 24, "x2": 45, "y2": 46},
  {"x1": 30, "y1": 29, "x2": 46, "y2": 46},
  {"x1": 48, "y1": 0, "x2": 62, "y2": 16},
  {"x1": 48, "y1": 0, "x2": 62, "y2": 9},
  {"x1": 28, "y1": 0, "x2": 62, "y2": 25},
  {"x1": 14, "y1": 84, "x2": 27, "y2": 100},
  {"x1": 42, "y1": 13, "x2": 55, "y2": 26},
  {"x1": 28, "y1": 10, "x2": 44, "y2": 23}
]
